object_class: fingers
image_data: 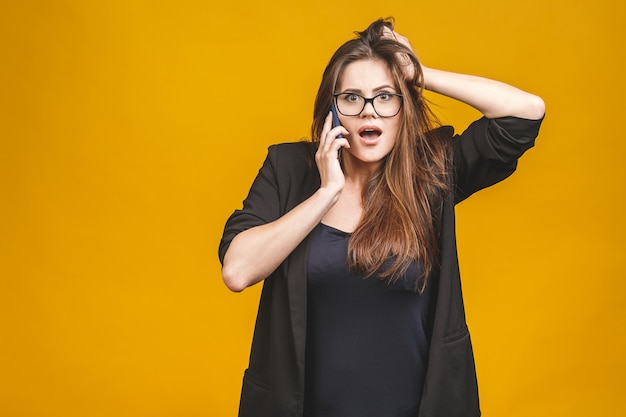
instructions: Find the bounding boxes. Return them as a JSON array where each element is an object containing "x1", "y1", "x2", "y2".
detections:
[
  {"x1": 394, "y1": 32, "x2": 413, "y2": 51},
  {"x1": 382, "y1": 27, "x2": 413, "y2": 51},
  {"x1": 320, "y1": 112, "x2": 349, "y2": 151},
  {"x1": 380, "y1": 28, "x2": 417, "y2": 81},
  {"x1": 315, "y1": 113, "x2": 349, "y2": 190}
]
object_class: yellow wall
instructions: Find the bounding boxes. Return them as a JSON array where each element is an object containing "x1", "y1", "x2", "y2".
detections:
[{"x1": 1, "y1": 1, "x2": 624, "y2": 416}]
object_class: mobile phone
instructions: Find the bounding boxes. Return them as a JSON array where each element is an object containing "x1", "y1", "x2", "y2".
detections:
[{"x1": 330, "y1": 101, "x2": 343, "y2": 138}]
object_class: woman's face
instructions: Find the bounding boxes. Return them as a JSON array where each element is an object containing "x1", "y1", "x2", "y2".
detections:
[{"x1": 335, "y1": 58, "x2": 402, "y2": 169}]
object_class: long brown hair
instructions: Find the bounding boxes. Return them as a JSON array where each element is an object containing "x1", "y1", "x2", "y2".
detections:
[{"x1": 311, "y1": 18, "x2": 451, "y2": 291}]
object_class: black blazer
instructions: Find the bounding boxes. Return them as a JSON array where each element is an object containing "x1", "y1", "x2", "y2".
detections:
[{"x1": 219, "y1": 116, "x2": 543, "y2": 417}]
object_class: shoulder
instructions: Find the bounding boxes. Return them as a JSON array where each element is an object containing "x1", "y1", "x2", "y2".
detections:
[
  {"x1": 428, "y1": 125, "x2": 455, "y2": 141},
  {"x1": 436, "y1": 125, "x2": 455, "y2": 138},
  {"x1": 266, "y1": 141, "x2": 318, "y2": 171},
  {"x1": 269, "y1": 141, "x2": 317, "y2": 157}
]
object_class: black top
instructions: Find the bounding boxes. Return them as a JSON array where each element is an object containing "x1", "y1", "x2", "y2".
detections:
[{"x1": 304, "y1": 223, "x2": 433, "y2": 417}]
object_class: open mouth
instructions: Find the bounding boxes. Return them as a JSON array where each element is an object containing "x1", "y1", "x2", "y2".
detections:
[{"x1": 358, "y1": 126, "x2": 382, "y2": 142}]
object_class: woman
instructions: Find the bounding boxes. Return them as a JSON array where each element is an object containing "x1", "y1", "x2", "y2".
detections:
[{"x1": 218, "y1": 18, "x2": 544, "y2": 417}]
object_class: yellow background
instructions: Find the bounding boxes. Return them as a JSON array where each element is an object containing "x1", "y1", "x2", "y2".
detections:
[{"x1": 1, "y1": 0, "x2": 624, "y2": 416}]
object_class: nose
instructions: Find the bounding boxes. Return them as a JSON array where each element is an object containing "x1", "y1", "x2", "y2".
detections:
[{"x1": 360, "y1": 99, "x2": 378, "y2": 117}]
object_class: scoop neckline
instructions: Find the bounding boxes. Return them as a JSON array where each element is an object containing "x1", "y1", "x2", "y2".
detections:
[{"x1": 320, "y1": 222, "x2": 352, "y2": 235}]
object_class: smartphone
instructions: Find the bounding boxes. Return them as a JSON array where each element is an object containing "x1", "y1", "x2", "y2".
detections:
[{"x1": 330, "y1": 101, "x2": 343, "y2": 138}]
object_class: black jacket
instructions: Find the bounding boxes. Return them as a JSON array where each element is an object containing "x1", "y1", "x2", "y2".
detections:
[{"x1": 219, "y1": 116, "x2": 543, "y2": 417}]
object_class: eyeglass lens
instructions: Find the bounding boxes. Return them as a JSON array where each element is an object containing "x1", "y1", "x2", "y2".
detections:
[{"x1": 334, "y1": 93, "x2": 402, "y2": 117}]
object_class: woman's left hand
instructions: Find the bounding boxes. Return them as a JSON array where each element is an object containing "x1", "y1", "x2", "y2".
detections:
[
  {"x1": 382, "y1": 27, "x2": 418, "y2": 81},
  {"x1": 381, "y1": 25, "x2": 544, "y2": 120}
]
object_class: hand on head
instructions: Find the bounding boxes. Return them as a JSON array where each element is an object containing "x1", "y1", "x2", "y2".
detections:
[{"x1": 381, "y1": 26, "x2": 419, "y2": 81}]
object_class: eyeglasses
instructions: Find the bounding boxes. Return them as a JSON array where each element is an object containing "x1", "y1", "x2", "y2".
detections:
[{"x1": 333, "y1": 92, "x2": 403, "y2": 117}]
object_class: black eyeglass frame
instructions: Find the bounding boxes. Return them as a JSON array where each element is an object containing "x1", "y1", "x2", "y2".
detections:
[{"x1": 332, "y1": 92, "x2": 404, "y2": 117}]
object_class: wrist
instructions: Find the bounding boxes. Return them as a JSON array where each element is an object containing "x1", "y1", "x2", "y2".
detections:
[
  {"x1": 421, "y1": 66, "x2": 437, "y2": 91},
  {"x1": 316, "y1": 184, "x2": 343, "y2": 206}
]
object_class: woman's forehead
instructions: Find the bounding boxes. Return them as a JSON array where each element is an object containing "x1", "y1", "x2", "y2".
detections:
[{"x1": 337, "y1": 59, "x2": 396, "y2": 92}]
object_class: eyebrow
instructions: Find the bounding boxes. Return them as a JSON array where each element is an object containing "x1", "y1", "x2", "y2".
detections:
[{"x1": 339, "y1": 85, "x2": 397, "y2": 94}]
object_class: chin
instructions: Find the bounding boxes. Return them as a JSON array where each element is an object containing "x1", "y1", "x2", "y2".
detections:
[{"x1": 345, "y1": 148, "x2": 391, "y2": 166}]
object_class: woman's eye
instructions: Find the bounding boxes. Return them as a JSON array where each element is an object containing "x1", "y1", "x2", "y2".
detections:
[
  {"x1": 378, "y1": 93, "x2": 391, "y2": 101},
  {"x1": 346, "y1": 94, "x2": 360, "y2": 103}
]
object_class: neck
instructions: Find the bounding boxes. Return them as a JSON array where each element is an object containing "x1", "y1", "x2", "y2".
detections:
[{"x1": 342, "y1": 152, "x2": 381, "y2": 189}]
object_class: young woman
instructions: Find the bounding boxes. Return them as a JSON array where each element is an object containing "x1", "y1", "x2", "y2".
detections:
[{"x1": 219, "y1": 18, "x2": 544, "y2": 417}]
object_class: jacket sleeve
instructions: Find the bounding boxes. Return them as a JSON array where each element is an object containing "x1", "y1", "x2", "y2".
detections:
[
  {"x1": 452, "y1": 115, "x2": 544, "y2": 204},
  {"x1": 218, "y1": 145, "x2": 282, "y2": 264}
]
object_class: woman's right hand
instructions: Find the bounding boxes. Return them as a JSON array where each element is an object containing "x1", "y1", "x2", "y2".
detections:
[
  {"x1": 315, "y1": 112, "x2": 349, "y2": 199},
  {"x1": 221, "y1": 114, "x2": 350, "y2": 292}
]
